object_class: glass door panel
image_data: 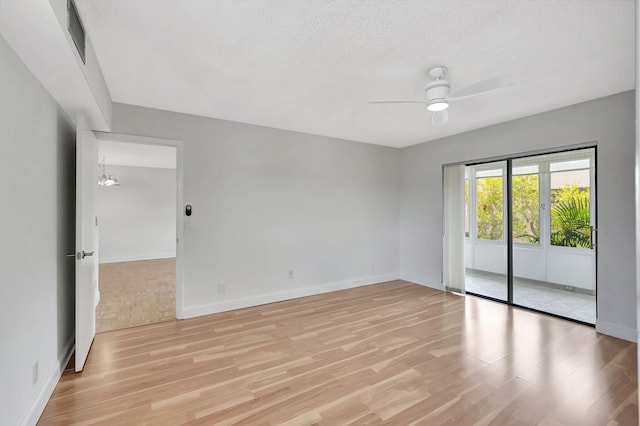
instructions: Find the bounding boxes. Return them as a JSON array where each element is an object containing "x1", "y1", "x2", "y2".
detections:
[
  {"x1": 464, "y1": 161, "x2": 508, "y2": 301},
  {"x1": 512, "y1": 148, "x2": 596, "y2": 324}
]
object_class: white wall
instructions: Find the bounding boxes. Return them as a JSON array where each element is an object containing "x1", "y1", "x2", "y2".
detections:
[
  {"x1": 400, "y1": 91, "x2": 636, "y2": 341},
  {"x1": 98, "y1": 165, "x2": 176, "y2": 263},
  {"x1": 0, "y1": 36, "x2": 76, "y2": 425},
  {"x1": 465, "y1": 241, "x2": 596, "y2": 292},
  {"x1": 111, "y1": 104, "x2": 401, "y2": 317},
  {"x1": 0, "y1": 0, "x2": 112, "y2": 130}
]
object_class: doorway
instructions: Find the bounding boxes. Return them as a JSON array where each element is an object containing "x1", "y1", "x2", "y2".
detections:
[
  {"x1": 449, "y1": 147, "x2": 596, "y2": 324},
  {"x1": 94, "y1": 135, "x2": 181, "y2": 332}
]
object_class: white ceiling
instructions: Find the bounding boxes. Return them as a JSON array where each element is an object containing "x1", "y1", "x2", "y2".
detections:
[
  {"x1": 98, "y1": 140, "x2": 176, "y2": 169},
  {"x1": 75, "y1": 0, "x2": 634, "y2": 148}
]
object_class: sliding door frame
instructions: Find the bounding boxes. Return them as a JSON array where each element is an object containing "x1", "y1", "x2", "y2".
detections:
[
  {"x1": 506, "y1": 158, "x2": 514, "y2": 305},
  {"x1": 445, "y1": 142, "x2": 597, "y2": 325}
]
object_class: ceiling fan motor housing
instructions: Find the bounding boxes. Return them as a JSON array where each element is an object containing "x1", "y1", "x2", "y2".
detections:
[{"x1": 425, "y1": 79, "x2": 451, "y2": 103}]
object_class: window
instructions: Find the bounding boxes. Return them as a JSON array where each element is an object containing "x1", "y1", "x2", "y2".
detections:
[
  {"x1": 512, "y1": 165, "x2": 540, "y2": 244},
  {"x1": 475, "y1": 169, "x2": 503, "y2": 240},
  {"x1": 550, "y1": 159, "x2": 591, "y2": 248},
  {"x1": 466, "y1": 149, "x2": 592, "y2": 247}
]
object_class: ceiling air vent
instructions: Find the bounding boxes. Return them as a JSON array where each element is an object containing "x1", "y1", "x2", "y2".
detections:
[{"x1": 68, "y1": 0, "x2": 86, "y2": 64}]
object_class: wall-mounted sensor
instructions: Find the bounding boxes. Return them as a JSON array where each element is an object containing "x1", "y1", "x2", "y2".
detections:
[{"x1": 186, "y1": 205, "x2": 192, "y2": 216}]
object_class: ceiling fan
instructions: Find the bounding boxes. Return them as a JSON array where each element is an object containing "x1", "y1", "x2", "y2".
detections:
[{"x1": 369, "y1": 66, "x2": 514, "y2": 125}]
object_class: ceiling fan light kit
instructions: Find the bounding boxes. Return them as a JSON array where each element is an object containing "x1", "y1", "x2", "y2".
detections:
[{"x1": 427, "y1": 100, "x2": 449, "y2": 112}]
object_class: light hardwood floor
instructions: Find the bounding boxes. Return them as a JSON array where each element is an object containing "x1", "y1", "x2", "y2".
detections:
[
  {"x1": 96, "y1": 258, "x2": 176, "y2": 333},
  {"x1": 40, "y1": 281, "x2": 637, "y2": 425}
]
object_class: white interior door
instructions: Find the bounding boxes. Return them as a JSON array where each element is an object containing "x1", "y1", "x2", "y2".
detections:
[{"x1": 75, "y1": 115, "x2": 99, "y2": 372}]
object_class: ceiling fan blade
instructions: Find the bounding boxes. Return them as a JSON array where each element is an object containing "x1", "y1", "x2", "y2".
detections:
[
  {"x1": 432, "y1": 109, "x2": 449, "y2": 126},
  {"x1": 368, "y1": 100, "x2": 428, "y2": 104},
  {"x1": 447, "y1": 75, "x2": 514, "y2": 101}
]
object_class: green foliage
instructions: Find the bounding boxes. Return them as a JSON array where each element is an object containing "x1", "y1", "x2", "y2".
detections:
[
  {"x1": 551, "y1": 183, "x2": 589, "y2": 205},
  {"x1": 476, "y1": 177, "x2": 503, "y2": 240},
  {"x1": 550, "y1": 185, "x2": 591, "y2": 248},
  {"x1": 471, "y1": 178, "x2": 591, "y2": 248},
  {"x1": 512, "y1": 174, "x2": 539, "y2": 244}
]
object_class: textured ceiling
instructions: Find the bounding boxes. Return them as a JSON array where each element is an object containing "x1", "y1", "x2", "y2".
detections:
[{"x1": 75, "y1": 0, "x2": 634, "y2": 148}]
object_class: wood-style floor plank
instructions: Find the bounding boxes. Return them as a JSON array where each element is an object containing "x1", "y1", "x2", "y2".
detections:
[{"x1": 39, "y1": 281, "x2": 637, "y2": 425}]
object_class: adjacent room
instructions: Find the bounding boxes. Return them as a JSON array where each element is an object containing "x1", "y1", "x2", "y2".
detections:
[
  {"x1": 95, "y1": 140, "x2": 177, "y2": 332},
  {"x1": 0, "y1": 1, "x2": 637, "y2": 425}
]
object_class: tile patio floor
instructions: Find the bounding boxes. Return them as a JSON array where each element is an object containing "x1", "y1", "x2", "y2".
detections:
[{"x1": 465, "y1": 270, "x2": 596, "y2": 324}]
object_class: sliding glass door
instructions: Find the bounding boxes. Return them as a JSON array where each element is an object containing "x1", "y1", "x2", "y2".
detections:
[
  {"x1": 512, "y1": 149, "x2": 596, "y2": 323},
  {"x1": 464, "y1": 161, "x2": 508, "y2": 301},
  {"x1": 462, "y1": 147, "x2": 596, "y2": 324}
]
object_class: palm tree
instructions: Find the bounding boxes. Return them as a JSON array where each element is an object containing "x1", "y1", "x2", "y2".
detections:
[{"x1": 550, "y1": 197, "x2": 591, "y2": 248}]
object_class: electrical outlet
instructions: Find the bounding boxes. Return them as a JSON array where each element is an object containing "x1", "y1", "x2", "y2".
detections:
[
  {"x1": 218, "y1": 284, "x2": 226, "y2": 295},
  {"x1": 288, "y1": 270, "x2": 294, "y2": 279},
  {"x1": 33, "y1": 362, "x2": 39, "y2": 386}
]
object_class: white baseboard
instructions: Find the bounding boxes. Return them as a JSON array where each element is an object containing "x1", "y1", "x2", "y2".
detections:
[
  {"x1": 182, "y1": 273, "x2": 400, "y2": 319},
  {"x1": 21, "y1": 336, "x2": 74, "y2": 426},
  {"x1": 99, "y1": 253, "x2": 176, "y2": 264},
  {"x1": 595, "y1": 320, "x2": 637, "y2": 342},
  {"x1": 399, "y1": 273, "x2": 444, "y2": 290}
]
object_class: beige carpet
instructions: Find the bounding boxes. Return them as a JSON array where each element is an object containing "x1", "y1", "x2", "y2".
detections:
[{"x1": 96, "y1": 258, "x2": 176, "y2": 333}]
